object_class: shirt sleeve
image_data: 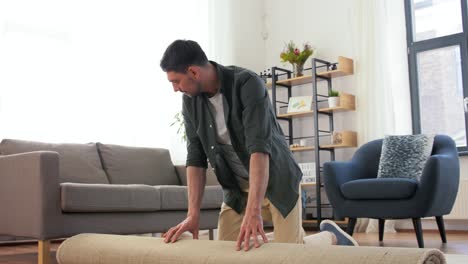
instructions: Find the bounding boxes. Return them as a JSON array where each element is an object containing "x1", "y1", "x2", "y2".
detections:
[
  {"x1": 183, "y1": 101, "x2": 208, "y2": 168},
  {"x1": 240, "y1": 74, "x2": 272, "y2": 155}
]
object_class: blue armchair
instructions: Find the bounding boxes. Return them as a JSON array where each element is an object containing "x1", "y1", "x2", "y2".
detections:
[{"x1": 324, "y1": 135, "x2": 460, "y2": 248}]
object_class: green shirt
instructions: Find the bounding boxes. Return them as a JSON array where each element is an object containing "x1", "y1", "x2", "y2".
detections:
[{"x1": 182, "y1": 61, "x2": 302, "y2": 217}]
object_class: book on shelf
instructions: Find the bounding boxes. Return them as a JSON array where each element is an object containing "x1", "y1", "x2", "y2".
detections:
[{"x1": 298, "y1": 162, "x2": 316, "y2": 183}]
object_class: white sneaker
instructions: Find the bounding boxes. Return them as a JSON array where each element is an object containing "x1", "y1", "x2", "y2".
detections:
[{"x1": 319, "y1": 220, "x2": 359, "y2": 246}]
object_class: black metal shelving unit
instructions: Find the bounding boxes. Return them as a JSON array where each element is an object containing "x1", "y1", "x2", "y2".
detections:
[{"x1": 269, "y1": 57, "x2": 354, "y2": 226}]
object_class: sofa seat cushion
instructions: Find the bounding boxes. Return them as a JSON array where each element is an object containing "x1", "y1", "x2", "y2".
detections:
[
  {"x1": 158, "y1": 185, "x2": 223, "y2": 210},
  {"x1": 0, "y1": 139, "x2": 109, "y2": 184},
  {"x1": 61, "y1": 183, "x2": 161, "y2": 212},
  {"x1": 340, "y1": 178, "x2": 418, "y2": 200},
  {"x1": 97, "y1": 143, "x2": 180, "y2": 185}
]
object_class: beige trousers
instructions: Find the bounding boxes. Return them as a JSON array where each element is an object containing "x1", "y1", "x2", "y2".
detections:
[
  {"x1": 217, "y1": 196, "x2": 335, "y2": 245},
  {"x1": 217, "y1": 196, "x2": 308, "y2": 243}
]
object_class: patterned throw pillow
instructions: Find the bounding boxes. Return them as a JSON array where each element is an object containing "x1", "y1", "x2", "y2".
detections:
[{"x1": 377, "y1": 134, "x2": 435, "y2": 181}]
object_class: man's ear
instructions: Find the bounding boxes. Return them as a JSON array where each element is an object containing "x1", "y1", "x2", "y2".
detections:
[{"x1": 187, "y1": 66, "x2": 201, "y2": 79}]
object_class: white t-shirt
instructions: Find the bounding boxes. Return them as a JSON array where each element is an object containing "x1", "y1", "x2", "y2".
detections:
[
  {"x1": 207, "y1": 91, "x2": 249, "y2": 191},
  {"x1": 207, "y1": 92, "x2": 232, "y2": 145}
]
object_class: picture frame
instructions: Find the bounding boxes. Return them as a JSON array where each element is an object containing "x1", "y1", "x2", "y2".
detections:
[{"x1": 287, "y1": 96, "x2": 313, "y2": 113}]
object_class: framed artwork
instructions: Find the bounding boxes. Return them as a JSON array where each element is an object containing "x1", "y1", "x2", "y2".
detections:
[{"x1": 287, "y1": 96, "x2": 313, "y2": 113}]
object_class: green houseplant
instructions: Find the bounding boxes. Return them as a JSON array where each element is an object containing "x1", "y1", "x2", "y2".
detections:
[{"x1": 170, "y1": 111, "x2": 186, "y2": 142}]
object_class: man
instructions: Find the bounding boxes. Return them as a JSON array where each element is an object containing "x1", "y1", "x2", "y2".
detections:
[{"x1": 160, "y1": 40, "x2": 357, "y2": 251}]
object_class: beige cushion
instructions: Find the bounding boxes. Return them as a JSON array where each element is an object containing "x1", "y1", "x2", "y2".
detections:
[
  {"x1": 0, "y1": 139, "x2": 108, "y2": 184},
  {"x1": 56, "y1": 234, "x2": 446, "y2": 264},
  {"x1": 97, "y1": 143, "x2": 179, "y2": 185},
  {"x1": 60, "y1": 183, "x2": 161, "y2": 213}
]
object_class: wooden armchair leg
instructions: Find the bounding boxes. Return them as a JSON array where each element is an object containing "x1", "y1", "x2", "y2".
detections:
[
  {"x1": 38, "y1": 240, "x2": 51, "y2": 264},
  {"x1": 209, "y1": 229, "x2": 214, "y2": 240}
]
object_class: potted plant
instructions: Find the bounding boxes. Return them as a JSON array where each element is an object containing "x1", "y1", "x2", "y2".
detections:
[
  {"x1": 170, "y1": 111, "x2": 186, "y2": 142},
  {"x1": 328, "y1": 90, "x2": 340, "y2": 108},
  {"x1": 280, "y1": 41, "x2": 314, "y2": 77}
]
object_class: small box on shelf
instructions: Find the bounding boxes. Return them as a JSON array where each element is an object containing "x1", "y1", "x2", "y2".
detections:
[{"x1": 322, "y1": 131, "x2": 357, "y2": 148}]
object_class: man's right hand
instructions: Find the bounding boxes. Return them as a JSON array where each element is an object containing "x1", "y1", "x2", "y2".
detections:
[{"x1": 163, "y1": 215, "x2": 200, "y2": 243}]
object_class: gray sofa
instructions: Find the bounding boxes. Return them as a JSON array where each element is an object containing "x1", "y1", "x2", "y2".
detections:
[{"x1": 0, "y1": 139, "x2": 223, "y2": 263}]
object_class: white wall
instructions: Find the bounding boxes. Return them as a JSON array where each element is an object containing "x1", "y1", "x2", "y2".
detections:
[
  {"x1": 263, "y1": 0, "x2": 357, "y2": 163},
  {"x1": 208, "y1": 0, "x2": 266, "y2": 73}
]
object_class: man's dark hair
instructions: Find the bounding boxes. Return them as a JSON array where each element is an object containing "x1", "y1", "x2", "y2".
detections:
[{"x1": 160, "y1": 40, "x2": 209, "y2": 73}]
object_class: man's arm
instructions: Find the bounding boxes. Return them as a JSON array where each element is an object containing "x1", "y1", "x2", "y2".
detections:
[
  {"x1": 163, "y1": 166, "x2": 206, "y2": 243},
  {"x1": 187, "y1": 166, "x2": 207, "y2": 219},
  {"x1": 236, "y1": 152, "x2": 269, "y2": 251}
]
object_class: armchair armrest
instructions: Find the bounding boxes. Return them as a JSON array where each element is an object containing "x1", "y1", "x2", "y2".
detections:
[
  {"x1": 416, "y1": 153, "x2": 460, "y2": 216},
  {"x1": 323, "y1": 161, "x2": 361, "y2": 205},
  {"x1": 0, "y1": 151, "x2": 63, "y2": 239},
  {"x1": 324, "y1": 161, "x2": 361, "y2": 187}
]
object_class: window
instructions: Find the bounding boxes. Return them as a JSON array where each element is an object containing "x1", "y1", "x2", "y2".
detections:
[{"x1": 405, "y1": 0, "x2": 468, "y2": 154}]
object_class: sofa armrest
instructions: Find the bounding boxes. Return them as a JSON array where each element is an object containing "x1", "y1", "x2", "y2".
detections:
[
  {"x1": 0, "y1": 151, "x2": 63, "y2": 239},
  {"x1": 416, "y1": 154, "x2": 460, "y2": 216}
]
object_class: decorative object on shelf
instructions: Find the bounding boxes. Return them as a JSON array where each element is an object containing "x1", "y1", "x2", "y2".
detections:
[
  {"x1": 287, "y1": 96, "x2": 313, "y2": 113},
  {"x1": 328, "y1": 63, "x2": 338, "y2": 71},
  {"x1": 280, "y1": 41, "x2": 314, "y2": 77},
  {"x1": 290, "y1": 143, "x2": 301, "y2": 148},
  {"x1": 328, "y1": 90, "x2": 340, "y2": 108},
  {"x1": 259, "y1": 69, "x2": 272, "y2": 84},
  {"x1": 299, "y1": 139, "x2": 308, "y2": 147},
  {"x1": 331, "y1": 131, "x2": 343, "y2": 145}
]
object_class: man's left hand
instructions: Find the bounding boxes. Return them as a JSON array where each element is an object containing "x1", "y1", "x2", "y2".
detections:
[{"x1": 236, "y1": 212, "x2": 269, "y2": 251}]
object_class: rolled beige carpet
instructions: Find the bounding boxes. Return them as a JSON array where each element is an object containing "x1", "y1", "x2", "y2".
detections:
[{"x1": 56, "y1": 233, "x2": 446, "y2": 264}]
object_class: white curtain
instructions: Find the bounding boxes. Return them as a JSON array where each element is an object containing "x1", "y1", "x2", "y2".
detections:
[
  {"x1": 349, "y1": 0, "x2": 413, "y2": 232},
  {"x1": 0, "y1": 0, "x2": 211, "y2": 163}
]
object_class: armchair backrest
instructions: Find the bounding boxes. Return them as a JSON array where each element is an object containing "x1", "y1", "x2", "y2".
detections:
[
  {"x1": 351, "y1": 138, "x2": 383, "y2": 179},
  {"x1": 350, "y1": 134, "x2": 458, "y2": 180}
]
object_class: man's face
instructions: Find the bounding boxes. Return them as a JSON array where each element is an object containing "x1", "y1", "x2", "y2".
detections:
[{"x1": 167, "y1": 67, "x2": 202, "y2": 97}]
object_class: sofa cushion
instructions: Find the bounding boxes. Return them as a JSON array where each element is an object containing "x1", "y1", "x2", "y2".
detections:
[
  {"x1": 0, "y1": 139, "x2": 108, "y2": 184},
  {"x1": 341, "y1": 178, "x2": 418, "y2": 200},
  {"x1": 377, "y1": 134, "x2": 434, "y2": 181},
  {"x1": 175, "y1": 164, "x2": 220, "y2": 186},
  {"x1": 61, "y1": 183, "x2": 161, "y2": 212},
  {"x1": 97, "y1": 143, "x2": 180, "y2": 185},
  {"x1": 158, "y1": 185, "x2": 223, "y2": 210}
]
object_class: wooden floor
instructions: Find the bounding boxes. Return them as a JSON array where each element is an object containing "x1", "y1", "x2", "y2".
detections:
[{"x1": 0, "y1": 230, "x2": 467, "y2": 263}]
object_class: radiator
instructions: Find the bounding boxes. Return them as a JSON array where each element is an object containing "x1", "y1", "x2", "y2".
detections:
[{"x1": 446, "y1": 180, "x2": 468, "y2": 220}]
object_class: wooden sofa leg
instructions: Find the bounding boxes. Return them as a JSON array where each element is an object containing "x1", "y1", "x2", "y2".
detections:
[
  {"x1": 209, "y1": 229, "x2": 214, "y2": 240},
  {"x1": 38, "y1": 240, "x2": 51, "y2": 264}
]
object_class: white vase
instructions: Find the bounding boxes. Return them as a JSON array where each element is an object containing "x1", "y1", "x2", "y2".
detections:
[{"x1": 328, "y1": 97, "x2": 340, "y2": 108}]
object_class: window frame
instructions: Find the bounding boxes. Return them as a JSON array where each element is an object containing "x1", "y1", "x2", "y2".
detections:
[{"x1": 405, "y1": 0, "x2": 468, "y2": 155}]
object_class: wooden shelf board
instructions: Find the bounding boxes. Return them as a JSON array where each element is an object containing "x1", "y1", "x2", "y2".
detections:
[
  {"x1": 300, "y1": 182, "x2": 317, "y2": 187},
  {"x1": 316, "y1": 70, "x2": 352, "y2": 78},
  {"x1": 277, "y1": 75, "x2": 313, "y2": 86},
  {"x1": 321, "y1": 143, "x2": 357, "y2": 149},
  {"x1": 290, "y1": 146, "x2": 315, "y2": 152},
  {"x1": 277, "y1": 111, "x2": 314, "y2": 118},
  {"x1": 319, "y1": 106, "x2": 355, "y2": 113}
]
